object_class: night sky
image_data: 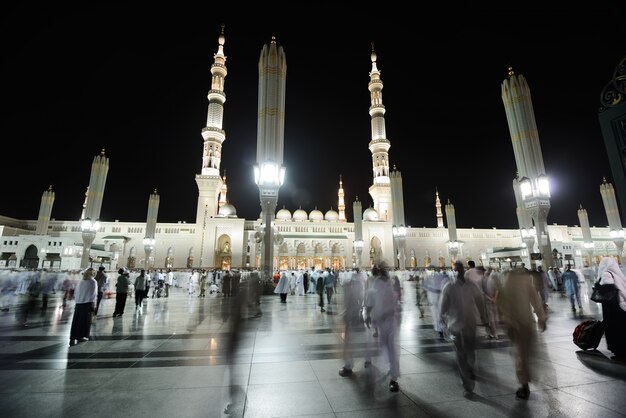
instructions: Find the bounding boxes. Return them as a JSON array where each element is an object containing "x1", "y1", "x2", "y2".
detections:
[{"x1": 1, "y1": 6, "x2": 624, "y2": 230}]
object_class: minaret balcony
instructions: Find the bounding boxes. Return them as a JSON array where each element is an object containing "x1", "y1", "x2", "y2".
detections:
[
  {"x1": 368, "y1": 79, "x2": 383, "y2": 88},
  {"x1": 211, "y1": 62, "x2": 227, "y2": 74},
  {"x1": 201, "y1": 127, "x2": 225, "y2": 141},
  {"x1": 207, "y1": 90, "x2": 226, "y2": 102}
]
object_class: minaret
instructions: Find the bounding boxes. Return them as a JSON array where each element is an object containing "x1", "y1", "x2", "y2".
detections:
[
  {"x1": 80, "y1": 149, "x2": 109, "y2": 268},
  {"x1": 600, "y1": 177, "x2": 625, "y2": 257},
  {"x1": 144, "y1": 189, "x2": 160, "y2": 269},
  {"x1": 435, "y1": 188, "x2": 444, "y2": 228},
  {"x1": 445, "y1": 199, "x2": 460, "y2": 263},
  {"x1": 338, "y1": 175, "x2": 346, "y2": 222},
  {"x1": 35, "y1": 185, "x2": 55, "y2": 235},
  {"x1": 195, "y1": 25, "x2": 227, "y2": 226},
  {"x1": 80, "y1": 186, "x2": 88, "y2": 221},
  {"x1": 502, "y1": 65, "x2": 552, "y2": 269},
  {"x1": 219, "y1": 170, "x2": 228, "y2": 209},
  {"x1": 353, "y1": 197, "x2": 364, "y2": 268},
  {"x1": 254, "y1": 35, "x2": 287, "y2": 280},
  {"x1": 367, "y1": 43, "x2": 392, "y2": 222},
  {"x1": 390, "y1": 165, "x2": 406, "y2": 269},
  {"x1": 577, "y1": 204, "x2": 595, "y2": 266}
]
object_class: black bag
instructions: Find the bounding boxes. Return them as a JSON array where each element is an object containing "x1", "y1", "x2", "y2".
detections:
[
  {"x1": 590, "y1": 272, "x2": 619, "y2": 304},
  {"x1": 573, "y1": 319, "x2": 604, "y2": 350}
]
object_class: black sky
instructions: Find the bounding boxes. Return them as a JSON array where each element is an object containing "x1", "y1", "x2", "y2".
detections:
[{"x1": 1, "y1": 6, "x2": 624, "y2": 229}]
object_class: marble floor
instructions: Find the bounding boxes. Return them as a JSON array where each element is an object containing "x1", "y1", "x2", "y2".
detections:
[{"x1": 1, "y1": 277, "x2": 625, "y2": 418}]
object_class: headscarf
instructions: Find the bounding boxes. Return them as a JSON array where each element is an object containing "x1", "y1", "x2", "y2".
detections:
[
  {"x1": 597, "y1": 257, "x2": 626, "y2": 311},
  {"x1": 83, "y1": 268, "x2": 96, "y2": 280}
]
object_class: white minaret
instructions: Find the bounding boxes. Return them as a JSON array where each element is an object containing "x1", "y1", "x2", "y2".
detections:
[
  {"x1": 338, "y1": 175, "x2": 346, "y2": 222},
  {"x1": 219, "y1": 170, "x2": 228, "y2": 209},
  {"x1": 600, "y1": 177, "x2": 625, "y2": 256},
  {"x1": 390, "y1": 166, "x2": 406, "y2": 269},
  {"x1": 144, "y1": 189, "x2": 160, "y2": 268},
  {"x1": 435, "y1": 188, "x2": 444, "y2": 228},
  {"x1": 81, "y1": 149, "x2": 109, "y2": 268},
  {"x1": 445, "y1": 199, "x2": 459, "y2": 263},
  {"x1": 577, "y1": 204, "x2": 595, "y2": 266},
  {"x1": 196, "y1": 25, "x2": 227, "y2": 226},
  {"x1": 35, "y1": 185, "x2": 55, "y2": 235},
  {"x1": 367, "y1": 43, "x2": 392, "y2": 222},
  {"x1": 353, "y1": 197, "x2": 364, "y2": 268},
  {"x1": 502, "y1": 65, "x2": 552, "y2": 269}
]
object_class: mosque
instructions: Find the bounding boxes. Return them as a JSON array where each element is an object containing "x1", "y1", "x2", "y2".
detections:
[{"x1": 0, "y1": 28, "x2": 623, "y2": 273}]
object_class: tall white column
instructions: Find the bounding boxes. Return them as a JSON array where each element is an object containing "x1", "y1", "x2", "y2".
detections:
[
  {"x1": 600, "y1": 178, "x2": 625, "y2": 258},
  {"x1": 35, "y1": 185, "x2": 55, "y2": 235},
  {"x1": 144, "y1": 189, "x2": 160, "y2": 269},
  {"x1": 445, "y1": 199, "x2": 459, "y2": 263},
  {"x1": 577, "y1": 205, "x2": 595, "y2": 266},
  {"x1": 81, "y1": 149, "x2": 109, "y2": 269}
]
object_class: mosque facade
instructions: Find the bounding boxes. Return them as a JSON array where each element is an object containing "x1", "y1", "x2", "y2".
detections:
[{"x1": 0, "y1": 29, "x2": 622, "y2": 273}]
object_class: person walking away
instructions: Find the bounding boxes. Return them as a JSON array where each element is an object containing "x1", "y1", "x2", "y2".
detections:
[
  {"x1": 325, "y1": 269, "x2": 336, "y2": 306},
  {"x1": 595, "y1": 257, "x2": 626, "y2": 361},
  {"x1": 482, "y1": 267, "x2": 501, "y2": 339},
  {"x1": 40, "y1": 270, "x2": 58, "y2": 314},
  {"x1": 425, "y1": 269, "x2": 450, "y2": 339},
  {"x1": 134, "y1": 269, "x2": 147, "y2": 311},
  {"x1": 562, "y1": 264, "x2": 582, "y2": 313},
  {"x1": 113, "y1": 268, "x2": 129, "y2": 317},
  {"x1": 165, "y1": 269, "x2": 173, "y2": 297},
  {"x1": 498, "y1": 266, "x2": 546, "y2": 400},
  {"x1": 415, "y1": 271, "x2": 428, "y2": 318},
  {"x1": 69, "y1": 268, "x2": 97, "y2": 346},
  {"x1": 199, "y1": 270, "x2": 207, "y2": 297},
  {"x1": 439, "y1": 261, "x2": 487, "y2": 399},
  {"x1": 339, "y1": 268, "x2": 368, "y2": 376},
  {"x1": 274, "y1": 271, "x2": 290, "y2": 303},
  {"x1": 316, "y1": 270, "x2": 326, "y2": 312},
  {"x1": 94, "y1": 266, "x2": 107, "y2": 315},
  {"x1": 363, "y1": 263, "x2": 401, "y2": 392}
]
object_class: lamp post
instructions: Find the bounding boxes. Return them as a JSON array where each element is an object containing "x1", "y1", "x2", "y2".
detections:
[
  {"x1": 254, "y1": 162, "x2": 285, "y2": 281},
  {"x1": 80, "y1": 218, "x2": 99, "y2": 269},
  {"x1": 143, "y1": 237, "x2": 155, "y2": 269},
  {"x1": 447, "y1": 241, "x2": 460, "y2": 265},
  {"x1": 519, "y1": 175, "x2": 553, "y2": 270}
]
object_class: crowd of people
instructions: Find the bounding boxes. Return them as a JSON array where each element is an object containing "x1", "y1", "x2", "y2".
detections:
[{"x1": 2, "y1": 255, "x2": 625, "y2": 397}]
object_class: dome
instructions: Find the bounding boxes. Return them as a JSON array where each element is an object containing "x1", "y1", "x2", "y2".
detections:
[
  {"x1": 218, "y1": 203, "x2": 237, "y2": 218},
  {"x1": 309, "y1": 207, "x2": 324, "y2": 221},
  {"x1": 293, "y1": 207, "x2": 308, "y2": 221},
  {"x1": 276, "y1": 207, "x2": 292, "y2": 220},
  {"x1": 324, "y1": 208, "x2": 339, "y2": 221},
  {"x1": 363, "y1": 207, "x2": 379, "y2": 221}
]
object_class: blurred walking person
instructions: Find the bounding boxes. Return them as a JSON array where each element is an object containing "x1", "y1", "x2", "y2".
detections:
[
  {"x1": 498, "y1": 266, "x2": 546, "y2": 400},
  {"x1": 595, "y1": 257, "x2": 626, "y2": 361},
  {"x1": 94, "y1": 266, "x2": 107, "y2": 315},
  {"x1": 364, "y1": 263, "x2": 401, "y2": 392},
  {"x1": 440, "y1": 261, "x2": 487, "y2": 398},
  {"x1": 274, "y1": 271, "x2": 289, "y2": 303},
  {"x1": 562, "y1": 264, "x2": 582, "y2": 313},
  {"x1": 425, "y1": 269, "x2": 449, "y2": 339},
  {"x1": 112, "y1": 268, "x2": 129, "y2": 317},
  {"x1": 134, "y1": 269, "x2": 148, "y2": 311},
  {"x1": 339, "y1": 267, "x2": 369, "y2": 376}
]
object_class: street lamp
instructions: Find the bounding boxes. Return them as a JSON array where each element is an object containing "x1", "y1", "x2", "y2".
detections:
[
  {"x1": 519, "y1": 174, "x2": 552, "y2": 270},
  {"x1": 254, "y1": 161, "x2": 285, "y2": 281},
  {"x1": 447, "y1": 240, "x2": 460, "y2": 265},
  {"x1": 80, "y1": 218, "x2": 100, "y2": 269},
  {"x1": 143, "y1": 237, "x2": 155, "y2": 269}
]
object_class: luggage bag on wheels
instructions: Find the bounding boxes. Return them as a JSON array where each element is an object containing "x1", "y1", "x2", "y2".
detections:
[{"x1": 573, "y1": 319, "x2": 604, "y2": 350}]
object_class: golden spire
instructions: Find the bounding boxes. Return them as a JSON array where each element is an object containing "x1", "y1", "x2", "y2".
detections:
[
  {"x1": 602, "y1": 176, "x2": 607, "y2": 184},
  {"x1": 100, "y1": 148, "x2": 106, "y2": 156},
  {"x1": 355, "y1": 195, "x2": 359, "y2": 201},
  {"x1": 220, "y1": 23, "x2": 225, "y2": 35},
  {"x1": 371, "y1": 42, "x2": 375, "y2": 52},
  {"x1": 507, "y1": 64, "x2": 515, "y2": 78},
  {"x1": 153, "y1": 188, "x2": 157, "y2": 194},
  {"x1": 271, "y1": 34, "x2": 276, "y2": 44},
  {"x1": 48, "y1": 184, "x2": 53, "y2": 191}
]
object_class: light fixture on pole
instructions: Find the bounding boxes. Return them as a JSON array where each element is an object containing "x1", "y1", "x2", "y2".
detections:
[
  {"x1": 143, "y1": 237, "x2": 155, "y2": 269},
  {"x1": 519, "y1": 174, "x2": 553, "y2": 270},
  {"x1": 392, "y1": 225, "x2": 407, "y2": 269},
  {"x1": 80, "y1": 217, "x2": 100, "y2": 269},
  {"x1": 353, "y1": 239, "x2": 364, "y2": 269}
]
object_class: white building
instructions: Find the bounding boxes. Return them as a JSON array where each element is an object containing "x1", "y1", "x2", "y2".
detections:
[{"x1": 0, "y1": 29, "x2": 622, "y2": 273}]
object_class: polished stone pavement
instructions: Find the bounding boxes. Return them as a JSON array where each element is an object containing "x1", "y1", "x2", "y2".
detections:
[{"x1": 1, "y1": 277, "x2": 625, "y2": 418}]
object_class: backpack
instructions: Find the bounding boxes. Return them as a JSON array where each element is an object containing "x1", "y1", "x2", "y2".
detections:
[{"x1": 573, "y1": 320, "x2": 604, "y2": 351}]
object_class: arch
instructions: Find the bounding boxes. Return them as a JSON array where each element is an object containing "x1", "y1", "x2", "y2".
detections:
[
  {"x1": 370, "y1": 236, "x2": 383, "y2": 267},
  {"x1": 21, "y1": 245, "x2": 39, "y2": 269},
  {"x1": 216, "y1": 234, "x2": 231, "y2": 270}
]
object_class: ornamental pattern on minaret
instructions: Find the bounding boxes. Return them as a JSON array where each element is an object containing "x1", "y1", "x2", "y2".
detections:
[
  {"x1": 219, "y1": 170, "x2": 228, "y2": 208},
  {"x1": 201, "y1": 24, "x2": 228, "y2": 177},
  {"x1": 368, "y1": 43, "x2": 391, "y2": 185},
  {"x1": 338, "y1": 175, "x2": 346, "y2": 221}
]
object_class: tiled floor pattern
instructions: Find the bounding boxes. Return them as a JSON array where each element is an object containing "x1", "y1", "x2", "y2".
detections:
[{"x1": 1, "y1": 278, "x2": 625, "y2": 417}]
